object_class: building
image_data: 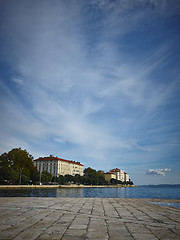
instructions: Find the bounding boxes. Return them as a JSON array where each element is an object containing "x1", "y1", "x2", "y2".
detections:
[
  {"x1": 34, "y1": 155, "x2": 84, "y2": 177},
  {"x1": 124, "y1": 172, "x2": 130, "y2": 182},
  {"x1": 104, "y1": 172, "x2": 116, "y2": 183},
  {"x1": 108, "y1": 168, "x2": 130, "y2": 182},
  {"x1": 109, "y1": 168, "x2": 124, "y2": 181}
]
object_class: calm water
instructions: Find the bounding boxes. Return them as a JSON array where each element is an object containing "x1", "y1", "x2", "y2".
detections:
[{"x1": 0, "y1": 185, "x2": 180, "y2": 199}]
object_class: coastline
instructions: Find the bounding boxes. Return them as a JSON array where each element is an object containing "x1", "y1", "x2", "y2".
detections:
[{"x1": 0, "y1": 184, "x2": 136, "y2": 189}]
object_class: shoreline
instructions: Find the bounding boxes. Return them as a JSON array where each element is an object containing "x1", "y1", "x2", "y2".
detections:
[{"x1": 0, "y1": 184, "x2": 136, "y2": 189}]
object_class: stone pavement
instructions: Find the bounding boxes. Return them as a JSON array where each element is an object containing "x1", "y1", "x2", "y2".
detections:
[{"x1": 0, "y1": 198, "x2": 180, "y2": 240}]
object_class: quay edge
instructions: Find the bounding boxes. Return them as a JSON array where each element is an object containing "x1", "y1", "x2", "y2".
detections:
[{"x1": 0, "y1": 184, "x2": 137, "y2": 189}]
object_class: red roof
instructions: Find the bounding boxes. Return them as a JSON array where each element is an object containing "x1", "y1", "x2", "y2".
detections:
[
  {"x1": 110, "y1": 168, "x2": 120, "y2": 172},
  {"x1": 34, "y1": 156, "x2": 83, "y2": 166}
]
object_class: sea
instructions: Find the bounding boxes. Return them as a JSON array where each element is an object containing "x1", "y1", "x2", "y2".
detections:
[{"x1": 0, "y1": 184, "x2": 180, "y2": 199}]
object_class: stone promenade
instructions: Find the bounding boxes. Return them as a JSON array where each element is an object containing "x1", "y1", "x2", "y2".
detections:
[{"x1": 0, "y1": 198, "x2": 180, "y2": 240}]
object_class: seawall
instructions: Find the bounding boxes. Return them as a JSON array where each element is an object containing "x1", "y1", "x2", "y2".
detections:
[{"x1": 0, "y1": 184, "x2": 136, "y2": 189}]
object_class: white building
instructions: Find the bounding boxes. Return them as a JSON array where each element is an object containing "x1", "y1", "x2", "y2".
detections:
[
  {"x1": 124, "y1": 172, "x2": 130, "y2": 182},
  {"x1": 34, "y1": 155, "x2": 84, "y2": 177},
  {"x1": 109, "y1": 168, "x2": 129, "y2": 182}
]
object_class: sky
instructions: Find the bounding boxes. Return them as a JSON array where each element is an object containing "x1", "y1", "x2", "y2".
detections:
[{"x1": 0, "y1": 0, "x2": 180, "y2": 185}]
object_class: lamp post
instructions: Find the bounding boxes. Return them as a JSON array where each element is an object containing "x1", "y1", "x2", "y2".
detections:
[{"x1": 39, "y1": 169, "x2": 42, "y2": 185}]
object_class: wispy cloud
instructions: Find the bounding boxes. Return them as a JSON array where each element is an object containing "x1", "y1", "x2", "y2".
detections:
[
  {"x1": 99, "y1": 44, "x2": 176, "y2": 111},
  {"x1": 0, "y1": 0, "x2": 179, "y2": 183},
  {"x1": 146, "y1": 168, "x2": 171, "y2": 176},
  {"x1": 12, "y1": 78, "x2": 24, "y2": 85}
]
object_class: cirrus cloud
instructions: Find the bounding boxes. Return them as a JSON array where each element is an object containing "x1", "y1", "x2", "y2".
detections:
[{"x1": 0, "y1": 0, "x2": 179, "y2": 185}]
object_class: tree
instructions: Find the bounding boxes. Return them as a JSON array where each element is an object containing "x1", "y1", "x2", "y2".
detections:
[
  {"x1": 56, "y1": 175, "x2": 65, "y2": 184},
  {"x1": 128, "y1": 181, "x2": 134, "y2": 185},
  {"x1": 41, "y1": 171, "x2": 52, "y2": 183},
  {"x1": 65, "y1": 174, "x2": 74, "y2": 183},
  {"x1": 21, "y1": 175, "x2": 30, "y2": 184},
  {"x1": 0, "y1": 148, "x2": 38, "y2": 184},
  {"x1": 30, "y1": 166, "x2": 40, "y2": 184},
  {"x1": 110, "y1": 178, "x2": 122, "y2": 185},
  {"x1": 84, "y1": 167, "x2": 97, "y2": 177},
  {"x1": 0, "y1": 166, "x2": 18, "y2": 184},
  {"x1": 0, "y1": 152, "x2": 10, "y2": 168},
  {"x1": 83, "y1": 167, "x2": 106, "y2": 185},
  {"x1": 97, "y1": 170, "x2": 105, "y2": 185},
  {"x1": 8, "y1": 148, "x2": 34, "y2": 175},
  {"x1": 74, "y1": 174, "x2": 83, "y2": 184}
]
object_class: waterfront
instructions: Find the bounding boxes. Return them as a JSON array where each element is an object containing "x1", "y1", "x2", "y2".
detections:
[{"x1": 0, "y1": 185, "x2": 180, "y2": 199}]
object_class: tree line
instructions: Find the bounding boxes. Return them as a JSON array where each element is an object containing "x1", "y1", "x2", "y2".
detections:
[
  {"x1": 0, "y1": 148, "x2": 51, "y2": 184},
  {"x1": 55, "y1": 168, "x2": 133, "y2": 185},
  {"x1": 0, "y1": 148, "x2": 133, "y2": 185},
  {"x1": 54, "y1": 167, "x2": 107, "y2": 185}
]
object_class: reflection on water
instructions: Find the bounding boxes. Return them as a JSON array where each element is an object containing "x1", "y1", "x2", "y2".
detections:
[
  {"x1": 56, "y1": 188, "x2": 83, "y2": 198},
  {"x1": 0, "y1": 188, "x2": 84, "y2": 198},
  {"x1": 0, "y1": 186, "x2": 180, "y2": 199}
]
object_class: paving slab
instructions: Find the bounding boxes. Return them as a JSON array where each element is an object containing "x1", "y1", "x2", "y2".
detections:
[{"x1": 0, "y1": 198, "x2": 179, "y2": 240}]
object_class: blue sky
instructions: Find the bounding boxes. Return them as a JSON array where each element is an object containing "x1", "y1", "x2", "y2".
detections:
[{"x1": 0, "y1": 0, "x2": 180, "y2": 185}]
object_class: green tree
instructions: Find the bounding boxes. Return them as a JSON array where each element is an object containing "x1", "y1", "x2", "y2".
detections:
[
  {"x1": 97, "y1": 170, "x2": 105, "y2": 185},
  {"x1": 0, "y1": 153, "x2": 10, "y2": 168},
  {"x1": 30, "y1": 166, "x2": 39, "y2": 184},
  {"x1": 110, "y1": 178, "x2": 122, "y2": 185},
  {"x1": 65, "y1": 174, "x2": 74, "y2": 183},
  {"x1": 74, "y1": 174, "x2": 82, "y2": 184},
  {"x1": 0, "y1": 167, "x2": 18, "y2": 184},
  {"x1": 8, "y1": 148, "x2": 34, "y2": 175},
  {"x1": 21, "y1": 175, "x2": 30, "y2": 184},
  {"x1": 84, "y1": 167, "x2": 97, "y2": 177},
  {"x1": 83, "y1": 167, "x2": 106, "y2": 185},
  {"x1": 56, "y1": 175, "x2": 65, "y2": 184},
  {"x1": 0, "y1": 148, "x2": 38, "y2": 185},
  {"x1": 41, "y1": 171, "x2": 52, "y2": 183}
]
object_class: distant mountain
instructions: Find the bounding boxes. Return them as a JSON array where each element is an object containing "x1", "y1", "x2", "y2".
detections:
[{"x1": 141, "y1": 184, "x2": 180, "y2": 188}]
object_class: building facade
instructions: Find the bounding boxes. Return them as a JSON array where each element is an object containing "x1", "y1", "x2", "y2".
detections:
[
  {"x1": 104, "y1": 172, "x2": 116, "y2": 183},
  {"x1": 124, "y1": 172, "x2": 130, "y2": 182},
  {"x1": 34, "y1": 155, "x2": 84, "y2": 177},
  {"x1": 107, "y1": 168, "x2": 130, "y2": 182}
]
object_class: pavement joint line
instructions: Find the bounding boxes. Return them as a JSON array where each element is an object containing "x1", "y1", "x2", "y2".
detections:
[
  {"x1": 26, "y1": 208, "x2": 180, "y2": 229},
  {"x1": 124, "y1": 222, "x2": 136, "y2": 240},
  {"x1": 58, "y1": 199, "x2": 92, "y2": 240},
  {"x1": 35, "y1": 212, "x2": 66, "y2": 240},
  {"x1": 146, "y1": 226, "x2": 161, "y2": 240},
  {"x1": 129, "y1": 202, "x2": 180, "y2": 225},
  {"x1": 0, "y1": 198, "x2": 180, "y2": 240},
  {"x1": 22, "y1": 208, "x2": 179, "y2": 228},
  {"x1": 102, "y1": 199, "x2": 111, "y2": 240},
  {"x1": 2, "y1": 210, "x2": 43, "y2": 229},
  {"x1": 59, "y1": 213, "x2": 77, "y2": 239},
  {"x1": 107, "y1": 197, "x2": 122, "y2": 219},
  {"x1": 10, "y1": 209, "x2": 55, "y2": 239},
  {"x1": 84, "y1": 217, "x2": 91, "y2": 239}
]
